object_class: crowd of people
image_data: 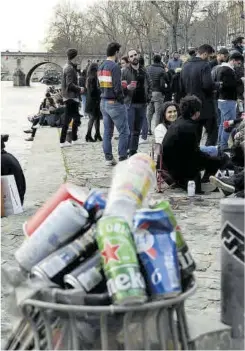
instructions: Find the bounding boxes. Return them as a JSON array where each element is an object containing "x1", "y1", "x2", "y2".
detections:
[{"x1": 35, "y1": 36, "x2": 245, "y2": 197}]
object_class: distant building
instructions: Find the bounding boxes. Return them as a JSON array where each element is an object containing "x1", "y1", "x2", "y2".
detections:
[{"x1": 227, "y1": 1, "x2": 245, "y2": 45}]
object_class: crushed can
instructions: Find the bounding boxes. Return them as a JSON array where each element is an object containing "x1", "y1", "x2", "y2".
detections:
[
  {"x1": 84, "y1": 189, "x2": 107, "y2": 221},
  {"x1": 96, "y1": 216, "x2": 147, "y2": 305},
  {"x1": 153, "y1": 201, "x2": 196, "y2": 283},
  {"x1": 133, "y1": 208, "x2": 181, "y2": 299}
]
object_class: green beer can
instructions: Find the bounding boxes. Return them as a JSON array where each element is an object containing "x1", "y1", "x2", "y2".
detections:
[
  {"x1": 96, "y1": 216, "x2": 147, "y2": 305},
  {"x1": 153, "y1": 201, "x2": 196, "y2": 279}
]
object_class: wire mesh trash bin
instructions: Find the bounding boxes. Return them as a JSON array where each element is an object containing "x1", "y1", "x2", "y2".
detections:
[{"x1": 6, "y1": 277, "x2": 197, "y2": 350}]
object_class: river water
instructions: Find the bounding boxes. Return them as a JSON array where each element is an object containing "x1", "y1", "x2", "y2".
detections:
[{"x1": 1, "y1": 81, "x2": 47, "y2": 169}]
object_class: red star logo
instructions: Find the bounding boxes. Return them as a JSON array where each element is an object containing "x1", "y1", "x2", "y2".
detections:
[{"x1": 101, "y1": 241, "x2": 120, "y2": 264}]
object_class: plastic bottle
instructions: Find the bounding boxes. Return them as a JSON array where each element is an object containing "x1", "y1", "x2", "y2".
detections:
[
  {"x1": 187, "y1": 180, "x2": 195, "y2": 197},
  {"x1": 104, "y1": 153, "x2": 156, "y2": 226}
]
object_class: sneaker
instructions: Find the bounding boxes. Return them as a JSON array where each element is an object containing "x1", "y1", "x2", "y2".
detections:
[
  {"x1": 24, "y1": 129, "x2": 33, "y2": 134},
  {"x1": 105, "y1": 158, "x2": 117, "y2": 166},
  {"x1": 60, "y1": 141, "x2": 72, "y2": 148},
  {"x1": 72, "y1": 140, "x2": 85, "y2": 145},
  {"x1": 139, "y1": 137, "x2": 148, "y2": 145},
  {"x1": 148, "y1": 130, "x2": 152, "y2": 136},
  {"x1": 25, "y1": 137, "x2": 34, "y2": 141},
  {"x1": 209, "y1": 176, "x2": 235, "y2": 196}
]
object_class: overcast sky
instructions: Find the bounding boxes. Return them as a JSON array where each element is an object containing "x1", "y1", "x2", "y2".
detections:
[{"x1": 0, "y1": 0, "x2": 94, "y2": 52}]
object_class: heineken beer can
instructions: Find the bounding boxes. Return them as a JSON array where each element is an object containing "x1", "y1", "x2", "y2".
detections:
[
  {"x1": 15, "y1": 200, "x2": 89, "y2": 272},
  {"x1": 152, "y1": 201, "x2": 196, "y2": 281},
  {"x1": 96, "y1": 216, "x2": 147, "y2": 305},
  {"x1": 133, "y1": 209, "x2": 181, "y2": 299}
]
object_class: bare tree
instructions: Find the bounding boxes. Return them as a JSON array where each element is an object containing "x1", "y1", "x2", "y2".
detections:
[
  {"x1": 46, "y1": 1, "x2": 92, "y2": 55},
  {"x1": 87, "y1": 1, "x2": 132, "y2": 54},
  {"x1": 151, "y1": 1, "x2": 180, "y2": 52},
  {"x1": 178, "y1": 1, "x2": 199, "y2": 51}
]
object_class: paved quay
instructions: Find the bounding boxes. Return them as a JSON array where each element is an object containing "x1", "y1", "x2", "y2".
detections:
[
  {"x1": 63, "y1": 118, "x2": 223, "y2": 319},
  {"x1": 1, "y1": 127, "x2": 65, "y2": 344},
  {"x1": 1, "y1": 120, "x2": 224, "y2": 345}
]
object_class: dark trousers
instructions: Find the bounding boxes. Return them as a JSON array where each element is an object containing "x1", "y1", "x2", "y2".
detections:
[
  {"x1": 197, "y1": 117, "x2": 218, "y2": 146},
  {"x1": 86, "y1": 106, "x2": 101, "y2": 136},
  {"x1": 173, "y1": 154, "x2": 222, "y2": 192},
  {"x1": 60, "y1": 100, "x2": 80, "y2": 143},
  {"x1": 127, "y1": 103, "x2": 146, "y2": 155}
]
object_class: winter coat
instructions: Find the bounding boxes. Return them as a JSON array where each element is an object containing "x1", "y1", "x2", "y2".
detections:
[
  {"x1": 216, "y1": 63, "x2": 240, "y2": 100},
  {"x1": 1, "y1": 151, "x2": 26, "y2": 205},
  {"x1": 85, "y1": 77, "x2": 101, "y2": 115},
  {"x1": 61, "y1": 61, "x2": 81, "y2": 100},
  {"x1": 167, "y1": 58, "x2": 182, "y2": 71},
  {"x1": 180, "y1": 57, "x2": 219, "y2": 120},
  {"x1": 171, "y1": 72, "x2": 182, "y2": 103},
  {"x1": 147, "y1": 63, "x2": 168, "y2": 94},
  {"x1": 161, "y1": 117, "x2": 210, "y2": 180},
  {"x1": 121, "y1": 65, "x2": 152, "y2": 105}
]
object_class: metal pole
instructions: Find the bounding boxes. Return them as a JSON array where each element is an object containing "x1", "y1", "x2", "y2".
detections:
[{"x1": 220, "y1": 198, "x2": 244, "y2": 348}]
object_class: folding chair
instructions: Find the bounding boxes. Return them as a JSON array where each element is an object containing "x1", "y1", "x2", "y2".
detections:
[{"x1": 150, "y1": 143, "x2": 175, "y2": 193}]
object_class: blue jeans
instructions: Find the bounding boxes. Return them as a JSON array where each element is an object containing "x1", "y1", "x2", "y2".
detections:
[
  {"x1": 100, "y1": 100, "x2": 129, "y2": 161},
  {"x1": 200, "y1": 146, "x2": 218, "y2": 157},
  {"x1": 141, "y1": 114, "x2": 148, "y2": 140},
  {"x1": 218, "y1": 100, "x2": 237, "y2": 150},
  {"x1": 127, "y1": 103, "x2": 147, "y2": 154},
  {"x1": 81, "y1": 95, "x2": 87, "y2": 116}
]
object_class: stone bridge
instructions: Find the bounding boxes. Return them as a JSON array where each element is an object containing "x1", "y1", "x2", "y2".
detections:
[{"x1": 1, "y1": 51, "x2": 105, "y2": 86}]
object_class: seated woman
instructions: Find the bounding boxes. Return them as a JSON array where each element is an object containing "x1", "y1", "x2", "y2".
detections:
[
  {"x1": 161, "y1": 95, "x2": 226, "y2": 194},
  {"x1": 154, "y1": 102, "x2": 180, "y2": 144}
]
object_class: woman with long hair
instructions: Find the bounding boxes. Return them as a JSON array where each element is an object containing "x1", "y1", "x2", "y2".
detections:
[
  {"x1": 85, "y1": 63, "x2": 102, "y2": 142},
  {"x1": 154, "y1": 101, "x2": 180, "y2": 143}
]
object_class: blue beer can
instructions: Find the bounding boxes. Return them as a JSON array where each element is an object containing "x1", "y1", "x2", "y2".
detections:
[
  {"x1": 133, "y1": 208, "x2": 181, "y2": 299},
  {"x1": 84, "y1": 190, "x2": 107, "y2": 221}
]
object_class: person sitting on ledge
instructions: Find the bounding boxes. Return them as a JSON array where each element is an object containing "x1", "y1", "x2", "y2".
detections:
[{"x1": 161, "y1": 95, "x2": 226, "y2": 193}]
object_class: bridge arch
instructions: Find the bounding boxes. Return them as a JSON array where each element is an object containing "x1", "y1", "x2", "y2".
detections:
[{"x1": 26, "y1": 61, "x2": 62, "y2": 86}]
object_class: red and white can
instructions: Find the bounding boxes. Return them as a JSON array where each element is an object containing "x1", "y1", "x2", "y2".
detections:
[
  {"x1": 16, "y1": 199, "x2": 89, "y2": 272},
  {"x1": 23, "y1": 183, "x2": 87, "y2": 236}
]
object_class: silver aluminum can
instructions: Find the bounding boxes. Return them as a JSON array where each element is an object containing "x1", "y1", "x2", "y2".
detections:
[{"x1": 15, "y1": 199, "x2": 88, "y2": 271}]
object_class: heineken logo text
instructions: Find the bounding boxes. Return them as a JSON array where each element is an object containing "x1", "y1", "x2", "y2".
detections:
[{"x1": 107, "y1": 267, "x2": 145, "y2": 296}]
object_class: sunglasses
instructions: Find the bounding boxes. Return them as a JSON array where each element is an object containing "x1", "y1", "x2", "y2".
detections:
[{"x1": 129, "y1": 53, "x2": 138, "y2": 58}]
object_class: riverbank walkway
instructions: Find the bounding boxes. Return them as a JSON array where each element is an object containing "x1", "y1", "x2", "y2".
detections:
[{"x1": 1, "y1": 119, "x2": 224, "y2": 345}]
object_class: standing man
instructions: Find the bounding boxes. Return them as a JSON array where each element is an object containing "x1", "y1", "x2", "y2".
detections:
[
  {"x1": 122, "y1": 49, "x2": 152, "y2": 156},
  {"x1": 98, "y1": 42, "x2": 129, "y2": 165},
  {"x1": 167, "y1": 52, "x2": 183, "y2": 71},
  {"x1": 147, "y1": 54, "x2": 168, "y2": 132},
  {"x1": 180, "y1": 44, "x2": 220, "y2": 145},
  {"x1": 216, "y1": 52, "x2": 244, "y2": 150},
  {"x1": 209, "y1": 47, "x2": 229, "y2": 70},
  {"x1": 60, "y1": 48, "x2": 83, "y2": 147}
]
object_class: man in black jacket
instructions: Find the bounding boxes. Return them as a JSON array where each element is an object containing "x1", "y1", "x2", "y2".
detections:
[
  {"x1": 162, "y1": 96, "x2": 223, "y2": 193},
  {"x1": 121, "y1": 49, "x2": 152, "y2": 156},
  {"x1": 60, "y1": 48, "x2": 83, "y2": 147},
  {"x1": 209, "y1": 47, "x2": 229, "y2": 70},
  {"x1": 216, "y1": 52, "x2": 244, "y2": 150},
  {"x1": 147, "y1": 54, "x2": 168, "y2": 132},
  {"x1": 180, "y1": 44, "x2": 220, "y2": 146}
]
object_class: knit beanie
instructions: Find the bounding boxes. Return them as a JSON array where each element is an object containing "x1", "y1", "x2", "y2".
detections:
[{"x1": 66, "y1": 48, "x2": 78, "y2": 60}]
